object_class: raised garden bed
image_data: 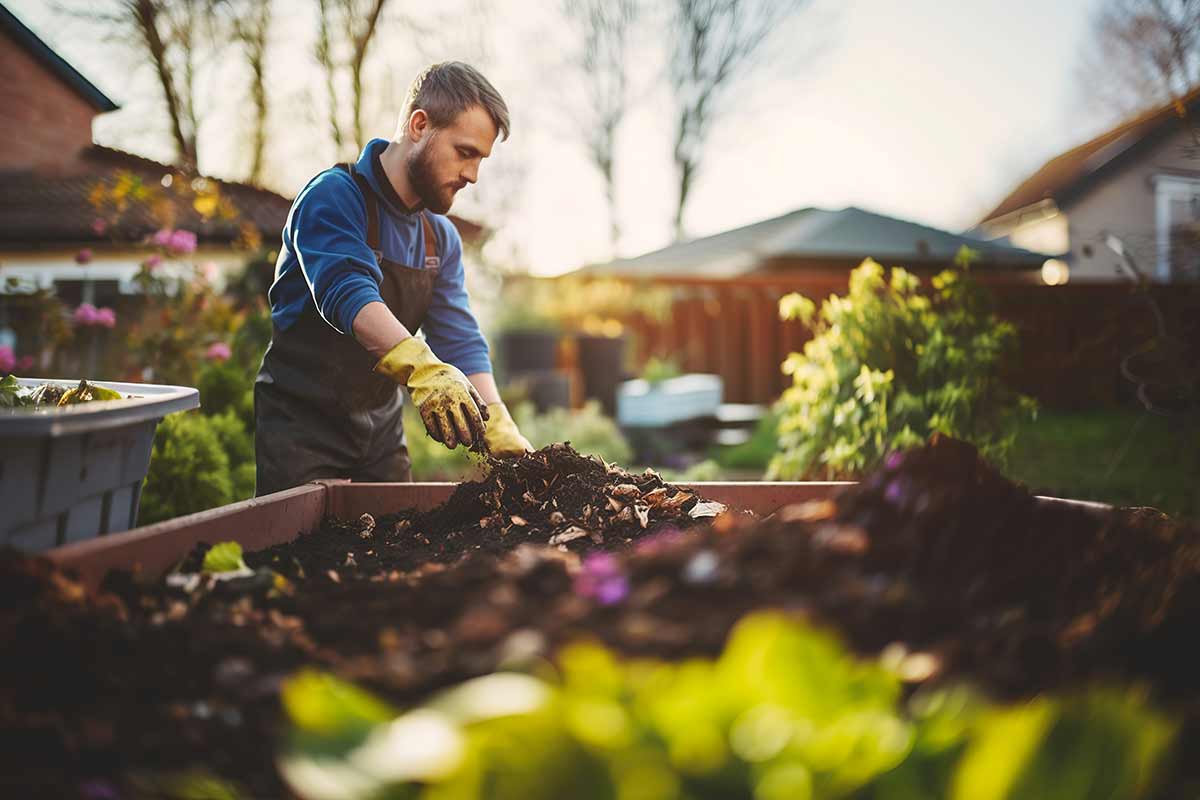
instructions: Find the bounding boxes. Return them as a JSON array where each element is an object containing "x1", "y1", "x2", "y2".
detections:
[{"x1": 2, "y1": 439, "x2": 1199, "y2": 798}]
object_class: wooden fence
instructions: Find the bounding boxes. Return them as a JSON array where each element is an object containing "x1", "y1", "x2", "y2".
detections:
[{"x1": 613, "y1": 274, "x2": 1200, "y2": 409}]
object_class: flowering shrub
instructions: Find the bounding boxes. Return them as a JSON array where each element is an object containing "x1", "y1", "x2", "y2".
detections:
[
  {"x1": 205, "y1": 341, "x2": 232, "y2": 362},
  {"x1": 72, "y1": 303, "x2": 117, "y2": 329},
  {"x1": 152, "y1": 227, "x2": 198, "y2": 256},
  {"x1": 770, "y1": 249, "x2": 1036, "y2": 480}
]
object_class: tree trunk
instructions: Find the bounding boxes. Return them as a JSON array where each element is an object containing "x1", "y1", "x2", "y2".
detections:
[
  {"x1": 316, "y1": 0, "x2": 344, "y2": 158},
  {"x1": 133, "y1": 0, "x2": 196, "y2": 169},
  {"x1": 349, "y1": 0, "x2": 388, "y2": 152}
]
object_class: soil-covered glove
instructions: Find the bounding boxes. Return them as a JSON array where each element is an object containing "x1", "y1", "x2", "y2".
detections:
[
  {"x1": 374, "y1": 337, "x2": 488, "y2": 450},
  {"x1": 483, "y1": 402, "x2": 533, "y2": 458}
]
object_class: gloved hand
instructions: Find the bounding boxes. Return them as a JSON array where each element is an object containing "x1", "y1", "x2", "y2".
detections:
[
  {"x1": 375, "y1": 337, "x2": 488, "y2": 450},
  {"x1": 483, "y1": 402, "x2": 533, "y2": 458}
]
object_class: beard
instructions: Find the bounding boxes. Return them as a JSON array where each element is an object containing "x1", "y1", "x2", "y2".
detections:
[{"x1": 407, "y1": 144, "x2": 455, "y2": 214}]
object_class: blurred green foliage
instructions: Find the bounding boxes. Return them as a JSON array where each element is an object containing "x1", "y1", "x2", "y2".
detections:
[
  {"x1": 641, "y1": 356, "x2": 683, "y2": 385},
  {"x1": 514, "y1": 400, "x2": 633, "y2": 465},
  {"x1": 278, "y1": 613, "x2": 1176, "y2": 800},
  {"x1": 137, "y1": 271, "x2": 267, "y2": 524},
  {"x1": 138, "y1": 412, "x2": 233, "y2": 525},
  {"x1": 771, "y1": 250, "x2": 1035, "y2": 480}
]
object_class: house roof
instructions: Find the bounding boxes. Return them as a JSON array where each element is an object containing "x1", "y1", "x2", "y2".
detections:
[
  {"x1": 0, "y1": 145, "x2": 487, "y2": 251},
  {"x1": 0, "y1": 145, "x2": 292, "y2": 249},
  {"x1": 0, "y1": 2, "x2": 118, "y2": 112},
  {"x1": 980, "y1": 85, "x2": 1200, "y2": 225},
  {"x1": 585, "y1": 206, "x2": 1049, "y2": 279}
]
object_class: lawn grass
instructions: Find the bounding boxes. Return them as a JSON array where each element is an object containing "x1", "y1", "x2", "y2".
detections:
[
  {"x1": 1007, "y1": 408, "x2": 1199, "y2": 520},
  {"x1": 708, "y1": 407, "x2": 1199, "y2": 521}
]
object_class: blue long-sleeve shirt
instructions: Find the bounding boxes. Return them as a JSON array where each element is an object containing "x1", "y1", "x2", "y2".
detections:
[{"x1": 267, "y1": 138, "x2": 491, "y2": 375}]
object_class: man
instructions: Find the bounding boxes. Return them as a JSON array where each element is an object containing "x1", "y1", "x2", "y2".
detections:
[{"x1": 254, "y1": 62, "x2": 531, "y2": 496}]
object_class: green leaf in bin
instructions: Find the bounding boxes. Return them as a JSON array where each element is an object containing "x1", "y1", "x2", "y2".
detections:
[{"x1": 202, "y1": 541, "x2": 249, "y2": 574}]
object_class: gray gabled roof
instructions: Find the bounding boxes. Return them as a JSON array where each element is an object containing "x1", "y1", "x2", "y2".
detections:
[
  {"x1": 0, "y1": 2, "x2": 118, "y2": 112},
  {"x1": 586, "y1": 206, "x2": 1052, "y2": 279}
]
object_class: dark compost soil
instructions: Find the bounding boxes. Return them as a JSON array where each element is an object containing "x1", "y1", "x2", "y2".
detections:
[{"x1": 2, "y1": 437, "x2": 1199, "y2": 798}]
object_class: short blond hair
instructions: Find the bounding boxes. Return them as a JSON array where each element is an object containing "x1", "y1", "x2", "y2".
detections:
[{"x1": 403, "y1": 61, "x2": 510, "y2": 141}]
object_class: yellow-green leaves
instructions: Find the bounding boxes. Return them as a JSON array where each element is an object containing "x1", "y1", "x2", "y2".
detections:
[
  {"x1": 201, "y1": 541, "x2": 248, "y2": 574},
  {"x1": 281, "y1": 670, "x2": 395, "y2": 738},
  {"x1": 779, "y1": 292, "x2": 816, "y2": 324},
  {"x1": 770, "y1": 256, "x2": 1035, "y2": 480},
  {"x1": 277, "y1": 614, "x2": 1177, "y2": 800}
]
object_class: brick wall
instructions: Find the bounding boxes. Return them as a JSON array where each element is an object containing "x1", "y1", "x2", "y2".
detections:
[{"x1": 0, "y1": 27, "x2": 97, "y2": 173}]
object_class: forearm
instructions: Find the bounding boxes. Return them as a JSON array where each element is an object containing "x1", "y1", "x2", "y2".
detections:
[
  {"x1": 467, "y1": 371, "x2": 502, "y2": 405},
  {"x1": 352, "y1": 301, "x2": 413, "y2": 359}
]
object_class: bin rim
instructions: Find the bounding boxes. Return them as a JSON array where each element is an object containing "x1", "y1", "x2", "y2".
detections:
[{"x1": 1, "y1": 377, "x2": 199, "y2": 437}]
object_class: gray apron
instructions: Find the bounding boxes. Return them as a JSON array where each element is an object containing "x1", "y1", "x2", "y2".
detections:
[{"x1": 253, "y1": 163, "x2": 440, "y2": 496}]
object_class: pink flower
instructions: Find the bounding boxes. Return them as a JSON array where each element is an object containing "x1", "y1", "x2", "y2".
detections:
[
  {"x1": 91, "y1": 218, "x2": 108, "y2": 236},
  {"x1": 0, "y1": 345, "x2": 14, "y2": 373},
  {"x1": 152, "y1": 228, "x2": 173, "y2": 248},
  {"x1": 205, "y1": 341, "x2": 232, "y2": 362},
  {"x1": 168, "y1": 229, "x2": 197, "y2": 255},
  {"x1": 199, "y1": 261, "x2": 219, "y2": 282},
  {"x1": 75, "y1": 248, "x2": 93, "y2": 265},
  {"x1": 143, "y1": 253, "x2": 163, "y2": 272},
  {"x1": 94, "y1": 307, "x2": 117, "y2": 328},
  {"x1": 574, "y1": 553, "x2": 629, "y2": 606},
  {"x1": 16, "y1": 355, "x2": 35, "y2": 372},
  {"x1": 73, "y1": 303, "x2": 100, "y2": 326}
]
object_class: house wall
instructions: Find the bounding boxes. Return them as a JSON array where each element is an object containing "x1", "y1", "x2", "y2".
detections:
[
  {"x1": 1001, "y1": 212, "x2": 1070, "y2": 259},
  {"x1": 0, "y1": 248, "x2": 253, "y2": 297},
  {"x1": 1063, "y1": 123, "x2": 1200, "y2": 281},
  {"x1": 0, "y1": 27, "x2": 96, "y2": 173}
]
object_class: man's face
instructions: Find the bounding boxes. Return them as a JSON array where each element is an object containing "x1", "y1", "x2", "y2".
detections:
[{"x1": 407, "y1": 105, "x2": 497, "y2": 214}]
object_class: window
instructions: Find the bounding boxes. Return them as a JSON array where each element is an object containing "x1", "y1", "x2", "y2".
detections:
[
  {"x1": 54, "y1": 279, "x2": 121, "y2": 307},
  {"x1": 1154, "y1": 174, "x2": 1200, "y2": 281}
]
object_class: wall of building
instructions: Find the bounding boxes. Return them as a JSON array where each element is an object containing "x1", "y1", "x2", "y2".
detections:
[
  {"x1": 0, "y1": 28, "x2": 96, "y2": 173},
  {"x1": 1063, "y1": 123, "x2": 1200, "y2": 281}
]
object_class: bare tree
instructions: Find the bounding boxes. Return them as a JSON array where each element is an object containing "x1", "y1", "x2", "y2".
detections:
[
  {"x1": 665, "y1": 0, "x2": 810, "y2": 240},
  {"x1": 216, "y1": 0, "x2": 273, "y2": 184},
  {"x1": 125, "y1": 0, "x2": 207, "y2": 170},
  {"x1": 314, "y1": 0, "x2": 346, "y2": 157},
  {"x1": 342, "y1": 0, "x2": 389, "y2": 152},
  {"x1": 313, "y1": 0, "x2": 393, "y2": 158},
  {"x1": 1076, "y1": 0, "x2": 1200, "y2": 121},
  {"x1": 563, "y1": 0, "x2": 640, "y2": 252}
]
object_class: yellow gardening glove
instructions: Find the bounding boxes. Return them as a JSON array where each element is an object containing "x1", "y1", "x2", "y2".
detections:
[
  {"x1": 375, "y1": 337, "x2": 488, "y2": 450},
  {"x1": 483, "y1": 402, "x2": 533, "y2": 458}
]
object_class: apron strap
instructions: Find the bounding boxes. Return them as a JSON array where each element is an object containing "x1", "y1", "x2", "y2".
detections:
[
  {"x1": 421, "y1": 212, "x2": 440, "y2": 268},
  {"x1": 334, "y1": 161, "x2": 439, "y2": 269},
  {"x1": 335, "y1": 162, "x2": 382, "y2": 254}
]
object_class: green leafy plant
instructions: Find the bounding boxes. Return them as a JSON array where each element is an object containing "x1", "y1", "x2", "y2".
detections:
[
  {"x1": 641, "y1": 356, "x2": 682, "y2": 385},
  {"x1": 0, "y1": 375, "x2": 29, "y2": 408},
  {"x1": 771, "y1": 249, "x2": 1036, "y2": 480},
  {"x1": 201, "y1": 541, "x2": 248, "y2": 574},
  {"x1": 207, "y1": 410, "x2": 255, "y2": 501},
  {"x1": 139, "y1": 412, "x2": 233, "y2": 525},
  {"x1": 278, "y1": 613, "x2": 1176, "y2": 800}
]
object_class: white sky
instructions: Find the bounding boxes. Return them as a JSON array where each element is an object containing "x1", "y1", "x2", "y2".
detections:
[{"x1": 10, "y1": 0, "x2": 1104, "y2": 275}]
